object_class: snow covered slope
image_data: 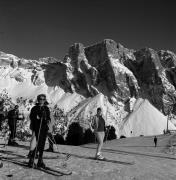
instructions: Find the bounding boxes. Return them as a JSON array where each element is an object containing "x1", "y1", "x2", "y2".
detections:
[{"x1": 119, "y1": 98, "x2": 176, "y2": 137}]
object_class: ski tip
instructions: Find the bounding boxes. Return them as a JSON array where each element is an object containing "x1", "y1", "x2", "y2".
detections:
[
  {"x1": 68, "y1": 171, "x2": 72, "y2": 175},
  {"x1": 63, "y1": 171, "x2": 72, "y2": 175}
]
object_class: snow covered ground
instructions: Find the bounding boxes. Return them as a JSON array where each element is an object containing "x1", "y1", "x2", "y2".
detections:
[{"x1": 0, "y1": 134, "x2": 176, "y2": 180}]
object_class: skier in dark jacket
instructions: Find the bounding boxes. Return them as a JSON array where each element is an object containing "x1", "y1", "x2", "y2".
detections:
[
  {"x1": 154, "y1": 136, "x2": 158, "y2": 147},
  {"x1": 27, "y1": 109, "x2": 56, "y2": 158},
  {"x1": 7, "y1": 105, "x2": 20, "y2": 146},
  {"x1": 28, "y1": 94, "x2": 51, "y2": 168}
]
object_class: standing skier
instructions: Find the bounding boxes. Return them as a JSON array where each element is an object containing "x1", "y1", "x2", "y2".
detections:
[
  {"x1": 28, "y1": 94, "x2": 51, "y2": 168},
  {"x1": 0, "y1": 159, "x2": 3, "y2": 168},
  {"x1": 90, "y1": 107, "x2": 106, "y2": 160},
  {"x1": 7, "y1": 105, "x2": 20, "y2": 146},
  {"x1": 27, "y1": 109, "x2": 57, "y2": 158}
]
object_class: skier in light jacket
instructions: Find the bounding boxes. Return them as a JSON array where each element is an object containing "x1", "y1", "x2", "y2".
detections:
[{"x1": 90, "y1": 107, "x2": 106, "y2": 160}]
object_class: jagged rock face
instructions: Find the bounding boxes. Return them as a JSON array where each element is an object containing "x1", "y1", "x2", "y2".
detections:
[
  {"x1": 158, "y1": 50, "x2": 176, "y2": 68},
  {"x1": 124, "y1": 48, "x2": 164, "y2": 111},
  {"x1": 57, "y1": 40, "x2": 139, "y2": 102},
  {"x1": 84, "y1": 39, "x2": 139, "y2": 102},
  {"x1": 158, "y1": 51, "x2": 176, "y2": 89},
  {"x1": 124, "y1": 48, "x2": 176, "y2": 114},
  {"x1": 158, "y1": 50, "x2": 176, "y2": 114}
]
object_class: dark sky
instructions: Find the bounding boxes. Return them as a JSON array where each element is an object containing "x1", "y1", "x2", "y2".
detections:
[{"x1": 0, "y1": 0, "x2": 175, "y2": 59}]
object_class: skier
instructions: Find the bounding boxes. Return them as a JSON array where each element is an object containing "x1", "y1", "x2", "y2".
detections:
[
  {"x1": 154, "y1": 136, "x2": 157, "y2": 147},
  {"x1": 90, "y1": 107, "x2": 107, "y2": 160},
  {"x1": 27, "y1": 109, "x2": 56, "y2": 158},
  {"x1": 7, "y1": 105, "x2": 21, "y2": 146},
  {"x1": 28, "y1": 94, "x2": 51, "y2": 168}
]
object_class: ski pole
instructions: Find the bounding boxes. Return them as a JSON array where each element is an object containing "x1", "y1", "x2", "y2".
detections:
[
  {"x1": 47, "y1": 134, "x2": 60, "y2": 153},
  {"x1": 104, "y1": 96, "x2": 109, "y2": 143},
  {"x1": 4, "y1": 131, "x2": 13, "y2": 177},
  {"x1": 50, "y1": 133, "x2": 62, "y2": 154},
  {"x1": 48, "y1": 134, "x2": 70, "y2": 160},
  {"x1": 32, "y1": 109, "x2": 44, "y2": 168}
]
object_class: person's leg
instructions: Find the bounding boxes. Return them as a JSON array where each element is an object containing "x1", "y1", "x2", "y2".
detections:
[
  {"x1": 13, "y1": 119, "x2": 17, "y2": 140},
  {"x1": 9, "y1": 125, "x2": 13, "y2": 141},
  {"x1": 95, "y1": 132, "x2": 105, "y2": 158},
  {"x1": 28, "y1": 130, "x2": 38, "y2": 167},
  {"x1": 37, "y1": 128, "x2": 48, "y2": 167},
  {"x1": 8, "y1": 122, "x2": 14, "y2": 144},
  {"x1": 30, "y1": 131, "x2": 36, "y2": 151},
  {"x1": 27, "y1": 131, "x2": 36, "y2": 158},
  {"x1": 12, "y1": 120, "x2": 19, "y2": 145}
]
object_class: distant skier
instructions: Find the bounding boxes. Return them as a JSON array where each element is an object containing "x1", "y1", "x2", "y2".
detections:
[
  {"x1": 0, "y1": 159, "x2": 3, "y2": 168},
  {"x1": 154, "y1": 136, "x2": 157, "y2": 147}
]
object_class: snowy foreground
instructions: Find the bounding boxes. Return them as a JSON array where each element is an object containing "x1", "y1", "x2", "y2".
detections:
[{"x1": 0, "y1": 134, "x2": 176, "y2": 180}]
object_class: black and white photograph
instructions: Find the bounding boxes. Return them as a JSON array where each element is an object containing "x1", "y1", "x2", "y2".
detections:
[{"x1": 0, "y1": 0, "x2": 176, "y2": 179}]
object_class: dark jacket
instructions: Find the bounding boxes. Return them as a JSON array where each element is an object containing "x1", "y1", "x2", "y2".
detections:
[
  {"x1": 7, "y1": 109, "x2": 19, "y2": 126},
  {"x1": 30, "y1": 104, "x2": 51, "y2": 132},
  {"x1": 91, "y1": 115, "x2": 106, "y2": 132}
]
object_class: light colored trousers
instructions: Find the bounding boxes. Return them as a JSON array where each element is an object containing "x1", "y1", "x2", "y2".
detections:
[{"x1": 95, "y1": 131, "x2": 105, "y2": 155}]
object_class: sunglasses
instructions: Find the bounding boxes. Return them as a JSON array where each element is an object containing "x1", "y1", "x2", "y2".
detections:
[{"x1": 39, "y1": 98, "x2": 46, "y2": 101}]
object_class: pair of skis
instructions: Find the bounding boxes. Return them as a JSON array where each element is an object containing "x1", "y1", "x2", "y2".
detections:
[
  {"x1": 36, "y1": 165, "x2": 72, "y2": 176},
  {"x1": 29, "y1": 152, "x2": 72, "y2": 176},
  {"x1": 1, "y1": 156, "x2": 72, "y2": 177}
]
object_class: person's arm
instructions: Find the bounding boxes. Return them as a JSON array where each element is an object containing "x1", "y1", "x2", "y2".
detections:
[
  {"x1": 90, "y1": 116, "x2": 98, "y2": 132},
  {"x1": 46, "y1": 107, "x2": 51, "y2": 124},
  {"x1": 48, "y1": 111, "x2": 54, "y2": 133},
  {"x1": 29, "y1": 107, "x2": 35, "y2": 131},
  {"x1": 45, "y1": 107, "x2": 51, "y2": 131},
  {"x1": 89, "y1": 117, "x2": 94, "y2": 132}
]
